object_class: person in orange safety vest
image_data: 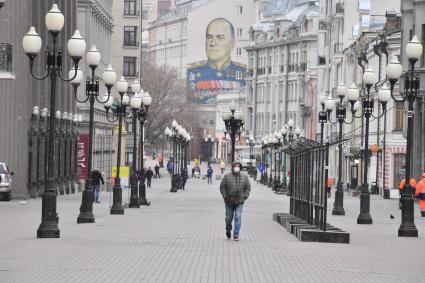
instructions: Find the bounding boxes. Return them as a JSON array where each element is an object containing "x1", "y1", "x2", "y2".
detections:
[
  {"x1": 327, "y1": 177, "x2": 333, "y2": 198},
  {"x1": 415, "y1": 173, "x2": 425, "y2": 217},
  {"x1": 399, "y1": 178, "x2": 417, "y2": 193},
  {"x1": 398, "y1": 178, "x2": 417, "y2": 209}
]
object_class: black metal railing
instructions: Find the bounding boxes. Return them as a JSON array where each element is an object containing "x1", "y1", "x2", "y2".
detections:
[
  {"x1": 285, "y1": 138, "x2": 329, "y2": 230},
  {"x1": 0, "y1": 43, "x2": 12, "y2": 72}
]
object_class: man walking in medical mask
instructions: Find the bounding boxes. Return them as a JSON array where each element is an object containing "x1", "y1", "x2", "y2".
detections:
[{"x1": 220, "y1": 161, "x2": 251, "y2": 241}]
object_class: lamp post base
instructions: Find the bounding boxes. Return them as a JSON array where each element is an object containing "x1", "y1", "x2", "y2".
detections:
[
  {"x1": 37, "y1": 180, "x2": 60, "y2": 238},
  {"x1": 398, "y1": 194, "x2": 418, "y2": 237},
  {"x1": 110, "y1": 185, "x2": 124, "y2": 215},
  {"x1": 129, "y1": 175, "x2": 139, "y2": 208},
  {"x1": 170, "y1": 174, "x2": 179, "y2": 192},
  {"x1": 77, "y1": 179, "x2": 95, "y2": 223},
  {"x1": 357, "y1": 186, "x2": 372, "y2": 224},
  {"x1": 332, "y1": 189, "x2": 345, "y2": 216}
]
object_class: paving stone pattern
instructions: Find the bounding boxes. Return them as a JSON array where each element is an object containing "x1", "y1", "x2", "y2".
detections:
[{"x1": 0, "y1": 163, "x2": 424, "y2": 282}]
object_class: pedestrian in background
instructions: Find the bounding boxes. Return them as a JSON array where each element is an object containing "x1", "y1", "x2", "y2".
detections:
[
  {"x1": 167, "y1": 160, "x2": 173, "y2": 175},
  {"x1": 399, "y1": 178, "x2": 418, "y2": 209},
  {"x1": 146, "y1": 167, "x2": 154, "y2": 188},
  {"x1": 327, "y1": 176, "x2": 333, "y2": 198},
  {"x1": 220, "y1": 161, "x2": 251, "y2": 241},
  {"x1": 181, "y1": 168, "x2": 188, "y2": 190},
  {"x1": 415, "y1": 173, "x2": 425, "y2": 217},
  {"x1": 154, "y1": 164, "x2": 161, "y2": 178},
  {"x1": 207, "y1": 166, "x2": 214, "y2": 184},
  {"x1": 220, "y1": 160, "x2": 225, "y2": 175},
  {"x1": 91, "y1": 169, "x2": 104, "y2": 203}
]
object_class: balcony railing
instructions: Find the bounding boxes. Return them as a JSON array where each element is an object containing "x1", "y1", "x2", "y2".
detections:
[{"x1": 0, "y1": 43, "x2": 12, "y2": 73}]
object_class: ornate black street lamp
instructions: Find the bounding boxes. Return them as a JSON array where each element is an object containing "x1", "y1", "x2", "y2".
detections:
[
  {"x1": 130, "y1": 87, "x2": 152, "y2": 206},
  {"x1": 247, "y1": 135, "x2": 255, "y2": 177},
  {"x1": 260, "y1": 138, "x2": 267, "y2": 184},
  {"x1": 222, "y1": 103, "x2": 244, "y2": 163},
  {"x1": 354, "y1": 67, "x2": 390, "y2": 224},
  {"x1": 23, "y1": 4, "x2": 86, "y2": 238},
  {"x1": 386, "y1": 36, "x2": 422, "y2": 237},
  {"x1": 165, "y1": 122, "x2": 189, "y2": 192},
  {"x1": 324, "y1": 82, "x2": 359, "y2": 216},
  {"x1": 103, "y1": 76, "x2": 132, "y2": 215},
  {"x1": 71, "y1": 46, "x2": 117, "y2": 223},
  {"x1": 203, "y1": 134, "x2": 214, "y2": 165}
]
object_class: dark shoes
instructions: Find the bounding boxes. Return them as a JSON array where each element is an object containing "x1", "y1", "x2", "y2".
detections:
[
  {"x1": 233, "y1": 235, "x2": 239, "y2": 241},
  {"x1": 226, "y1": 231, "x2": 231, "y2": 239}
]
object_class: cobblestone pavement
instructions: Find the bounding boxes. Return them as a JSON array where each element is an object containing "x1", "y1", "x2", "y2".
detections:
[{"x1": 0, "y1": 163, "x2": 425, "y2": 282}]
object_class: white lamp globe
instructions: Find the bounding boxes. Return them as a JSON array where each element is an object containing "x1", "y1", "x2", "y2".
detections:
[
  {"x1": 222, "y1": 109, "x2": 231, "y2": 121},
  {"x1": 116, "y1": 76, "x2": 128, "y2": 93},
  {"x1": 86, "y1": 45, "x2": 101, "y2": 67},
  {"x1": 336, "y1": 82, "x2": 347, "y2": 98},
  {"x1": 41, "y1": 108, "x2": 48, "y2": 117},
  {"x1": 363, "y1": 67, "x2": 376, "y2": 86},
  {"x1": 78, "y1": 115, "x2": 83, "y2": 123},
  {"x1": 319, "y1": 94, "x2": 327, "y2": 106},
  {"x1": 130, "y1": 92, "x2": 142, "y2": 109},
  {"x1": 386, "y1": 56, "x2": 403, "y2": 80},
  {"x1": 62, "y1": 112, "x2": 68, "y2": 120},
  {"x1": 353, "y1": 101, "x2": 361, "y2": 112},
  {"x1": 55, "y1": 111, "x2": 61, "y2": 119},
  {"x1": 73, "y1": 116, "x2": 78, "y2": 123},
  {"x1": 378, "y1": 83, "x2": 391, "y2": 103},
  {"x1": 67, "y1": 30, "x2": 86, "y2": 58},
  {"x1": 45, "y1": 4, "x2": 64, "y2": 32},
  {"x1": 406, "y1": 35, "x2": 423, "y2": 61},
  {"x1": 229, "y1": 101, "x2": 237, "y2": 111},
  {"x1": 32, "y1": 106, "x2": 40, "y2": 116},
  {"x1": 69, "y1": 66, "x2": 84, "y2": 85},
  {"x1": 325, "y1": 97, "x2": 335, "y2": 111},
  {"x1": 131, "y1": 79, "x2": 141, "y2": 93},
  {"x1": 142, "y1": 91, "x2": 152, "y2": 106},
  {"x1": 122, "y1": 93, "x2": 130, "y2": 105},
  {"x1": 281, "y1": 127, "x2": 287, "y2": 136},
  {"x1": 171, "y1": 120, "x2": 178, "y2": 129},
  {"x1": 287, "y1": 118, "x2": 294, "y2": 128},
  {"x1": 346, "y1": 83, "x2": 359, "y2": 103},
  {"x1": 234, "y1": 110, "x2": 242, "y2": 121},
  {"x1": 295, "y1": 128, "x2": 302, "y2": 136},
  {"x1": 23, "y1": 27, "x2": 42, "y2": 55},
  {"x1": 102, "y1": 64, "x2": 117, "y2": 86}
]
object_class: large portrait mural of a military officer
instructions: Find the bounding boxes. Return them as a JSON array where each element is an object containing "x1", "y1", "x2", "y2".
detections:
[{"x1": 188, "y1": 18, "x2": 247, "y2": 104}]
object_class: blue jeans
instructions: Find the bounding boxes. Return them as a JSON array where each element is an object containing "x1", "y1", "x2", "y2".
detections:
[
  {"x1": 95, "y1": 184, "x2": 101, "y2": 202},
  {"x1": 225, "y1": 203, "x2": 244, "y2": 236}
]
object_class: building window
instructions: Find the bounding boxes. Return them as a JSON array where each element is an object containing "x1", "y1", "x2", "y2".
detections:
[
  {"x1": 142, "y1": 9, "x2": 149, "y2": 20},
  {"x1": 237, "y1": 28, "x2": 243, "y2": 37},
  {"x1": 124, "y1": 0, "x2": 137, "y2": 16},
  {"x1": 394, "y1": 102, "x2": 404, "y2": 131},
  {"x1": 124, "y1": 26, "x2": 137, "y2": 46},
  {"x1": 236, "y1": 48, "x2": 242, "y2": 56},
  {"x1": 237, "y1": 5, "x2": 243, "y2": 15},
  {"x1": 393, "y1": 153, "x2": 406, "y2": 189},
  {"x1": 123, "y1": 56, "x2": 137, "y2": 76}
]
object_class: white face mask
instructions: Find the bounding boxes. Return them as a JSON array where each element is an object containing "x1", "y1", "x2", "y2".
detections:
[{"x1": 233, "y1": 167, "x2": 241, "y2": 173}]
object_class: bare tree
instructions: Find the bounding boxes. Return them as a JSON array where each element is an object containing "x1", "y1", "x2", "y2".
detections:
[{"x1": 141, "y1": 64, "x2": 200, "y2": 147}]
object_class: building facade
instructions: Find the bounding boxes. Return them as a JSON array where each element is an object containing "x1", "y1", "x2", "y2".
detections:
[
  {"x1": 400, "y1": 0, "x2": 425, "y2": 182},
  {"x1": 245, "y1": 0, "x2": 319, "y2": 140}
]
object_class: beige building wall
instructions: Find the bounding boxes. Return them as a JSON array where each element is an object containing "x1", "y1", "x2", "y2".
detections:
[{"x1": 111, "y1": 0, "x2": 143, "y2": 96}]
